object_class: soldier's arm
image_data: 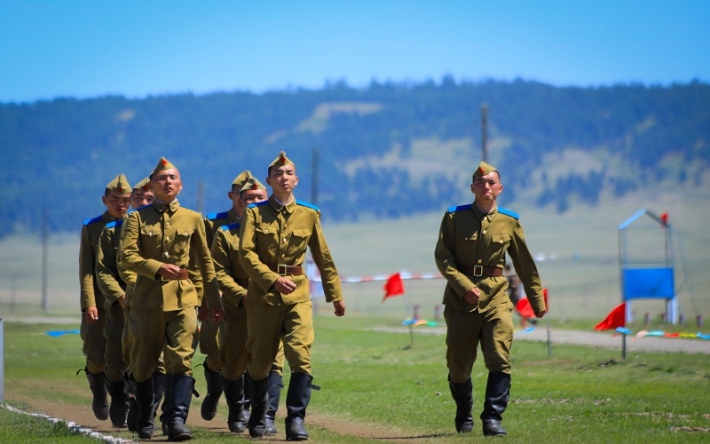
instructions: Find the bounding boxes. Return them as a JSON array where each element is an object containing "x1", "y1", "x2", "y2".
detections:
[
  {"x1": 434, "y1": 211, "x2": 476, "y2": 298},
  {"x1": 117, "y1": 219, "x2": 137, "y2": 287},
  {"x1": 191, "y1": 214, "x2": 222, "y2": 310},
  {"x1": 508, "y1": 220, "x2": 545, "y2": 314},
  {"x1": 96, "y1": 226, "x2": 125, "y2": 305},
  {"x1": 79, "y1": 225, "x2": 97, "y2": 310},
  {"x1": 308, "y1": 213, "x2": 343, "y2": 303},
  {"x1": 238, "y1": 207, "x2": 281, "y2": 292},
  {"x1": 211, "y1": 229, "x2": 247, "y2": 306},
  {"x1": 120, "y1": 211, "x2": 164, "y2": 279}
]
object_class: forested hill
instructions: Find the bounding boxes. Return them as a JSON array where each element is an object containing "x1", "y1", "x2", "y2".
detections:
[{"x1": 1, "y1": 78, "x2": 709, "y2": 238}]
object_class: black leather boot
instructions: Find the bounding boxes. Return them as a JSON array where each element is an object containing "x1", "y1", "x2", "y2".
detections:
[
  {"x1": 448, "y1": 375, "x2": 473, "y2": 433},
  {"x1": 126, "y1": 374, "x2": 138, "y2": 432},
  {"x1": 165, "y1": 374, "x2": 195, "y2": 441},
  {"x1": 480, "y1": 372, "x2": 511, "y2": 437},
  {"x1": 80, "y1": 367, "x2": 109, "y2": 421},
  {"x1": 222, "y1": 375, "x2": 247, "y2": 433},
  {"x1": 200, "y1": 360, "x2": 223, "y2": 421},
  {"x1": 266, "y1": 371, "x2": 284, "y2": 435},
  {"x1": 132, "y1": 375, "x2": 155, "y2": 440},
  {"x1": 160, "y1": 374, "x2": 173, "y2": 436},
  {"x1": 246, "y1": 373, "x2": 269, "y2": 438},
  {"x1": 105, "y1": 377, "x2": 128, "y2": 427},
  {"x1": 151, "y1": 372, "x2": 166, "y2": 436},
  {"x1": 285, "y1": 372, "x2": 312, "y2": 441}
]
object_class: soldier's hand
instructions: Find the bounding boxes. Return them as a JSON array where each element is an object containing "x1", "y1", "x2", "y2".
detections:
[
  {"x1": 197, "y1": 306, "x2": 207, "y2": 321},
  {"x1": 333, "y1": 300, "x2": 346, "y2": 317},
  {"x1": 273, "y1": 277, "x2": 297, "y2": 295},
  {"x1": 210, "y1": 306, "x2": 224, "y2": 323},
  {"x1": 157, "y1": 264, "x2": 182, "y2": 280},
  {"x1": 463, "y1": 287, "x2": 481, "y2": 305},
  {"x1": 85, "y1": 306, "x2": 99, "y2": 324},
  {"x1": 535, "y1": 310, "x2": 547, "y2": 319}
]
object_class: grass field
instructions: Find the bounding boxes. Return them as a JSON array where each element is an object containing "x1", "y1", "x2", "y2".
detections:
[{"x1": 1, "y1": 317, "x2": 710, "y2": 443}]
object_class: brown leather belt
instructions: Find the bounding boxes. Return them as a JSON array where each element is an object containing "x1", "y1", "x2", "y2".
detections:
[
  {"x1": 268, "y1": 264, "x2": 304, "y2": 276},
  {"x1": 458, "y1": 265, "x2": 503, "y2": 277},
  {"x1": 162, "y1": 268, "x2": 189, "y2": 281},
  {"x1": 236, "y1": 278, "x2": 250, "y2": 288}
]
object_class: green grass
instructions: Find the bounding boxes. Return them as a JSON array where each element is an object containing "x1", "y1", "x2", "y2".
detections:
[
  {"x1": 2, "y1": 317, "x2": 710, "y2": 442},
  {"x1": 0, "y1": 407, "x2": 98, "y2": 443}
]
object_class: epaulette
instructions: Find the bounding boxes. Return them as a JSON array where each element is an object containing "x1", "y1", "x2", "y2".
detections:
[
  {"x1": 105, "y1": 219, "x2": 124, "y2": 229},
  {"x1": 447, "y1": 204, "x2": 471, "y2": 214},
  {"x1": 83, "y1": 215, "x2": 103, "y2": 226},
  {"x1": 135, "y1": 203, "x2": 152, "y2": 211},
  {"x1": 296, "y1": 200, "x2": 320, "y2": 211},
  {"x1": 220, "y1": 221, "x2": 240, "y2": 231},
  {"x1": 247, "y1": 201, "x2": 270, "y2": 209},
  {"x1": 498, "y1": 207, "x2": 520, "y2": 220},
  {"x1": 206, "y1": 211, "x2": 229, "y2": 221}
]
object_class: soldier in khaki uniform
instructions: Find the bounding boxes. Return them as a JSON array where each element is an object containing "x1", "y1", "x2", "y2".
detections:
[
  {"x1": 198, "y1": 170, "x2": 249, "y2": 421},
  {"x1": 79, "y1": 174, "x2": 131, "y2": 421},
  {"x1": 434, "y1": 161, "x2": 546, "y2": 437},
  {"x1": 120, "y1": 157, "x2": 224, "y2": 441},
  {"x1": 212, "y1": 173, "x2": 286, "y2": 435},
  {"x1": 96, "y1": 177, "x2": 154, "y2": 428},
  {"x1": 239, "y1": 151, "x2": 346, "y2": 440}
]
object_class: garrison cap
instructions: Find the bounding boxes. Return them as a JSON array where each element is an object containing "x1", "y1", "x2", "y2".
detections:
[
  {"x1": 240, "y1": 175, "x2": 267, "y2": 193},
  {"x1": 133, "y1": 177, "x2": 151, "y2": 191},
  {"x1": 106, "y1": 174, "x2": 131, "y2": 194},
  {"x1": 231, "y1": 170, "x2": 252, "y2": 190},
  {"x1": 472, "y1": 161, "x2": 498, "y2": 180},
  {"x1": 269, "y1": 151, "x2": 295, "y2": 169},
  {"x1": 151, "y1": 157, "x2": 177, "y2": 178}
]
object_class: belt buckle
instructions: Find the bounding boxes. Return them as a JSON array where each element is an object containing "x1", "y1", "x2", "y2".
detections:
[
  {"x1": 277, "y1": 264, "x2": 288, "y2": 276},
  {"x1": 473, "y1": 265, "x2": 483, "y2": 277}
]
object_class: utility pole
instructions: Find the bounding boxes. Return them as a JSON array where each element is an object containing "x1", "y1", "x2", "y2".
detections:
[
  {"x1": 41, "y1": 211, "x2": 48, "y2": 313},
  {"x1": 196, "y1": 180, "x2": 205, "y2": 214},
  {"x1": 311, "y1": 148, "x2": 320, "y2": 206},
  {"x1": 481, "y1": 103, "x2": 489, "y2": 163}
]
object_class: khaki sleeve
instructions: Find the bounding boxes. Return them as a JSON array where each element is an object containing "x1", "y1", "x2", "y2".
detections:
[
  {"x1": 79, "y1": 225, "x2": 96, "y2": 310},
  {"x1": 119, "y1": 211, "x2": 164, "y2": 279},
  {"x1": 508, "y1": 221, "x2": 545, "y2": 314},
  {"x1": 308, "y1": 213, "x2": 343, "y2": 303},
  {"x1": 191, "y1": 214, "x2": 221, "y2": 309},
  {"x1": 211, "y1": 229, "x2": 247, "y2": 306},
  {"x1": 117, "y1": 220, "x2": 137, "y2": 287},
  {"x1": 434, "y1": 212, "x2": 475, "y2": 298},
  {"x1": 238, "y1": 207, "x2": 280, "y2": 292},
  {"x1": 96, "y1": 227, "x2": 124, "y2": 305}
]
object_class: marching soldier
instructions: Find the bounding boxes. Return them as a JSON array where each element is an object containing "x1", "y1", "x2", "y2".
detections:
[
  {"x1": 79, "y1": 174, "x2": 131, "y2": 421},
  {"x1": 434, "y1": 161, "x2": 546, "y2": 437},
  {"x1": 239, "y1": 151, "x2": 346, "y2": 440},
  {"x1": 120, "y1": 157, "x2": 224, "y2": 441}
]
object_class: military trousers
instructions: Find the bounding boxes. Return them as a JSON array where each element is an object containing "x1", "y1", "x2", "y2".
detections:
[
  {"x1": 245, "y1": 300, "x2": 313, "y2": 381},
  {"x1": 220, "y1": 301, "x2": 286, "y2": 381},
  {"x1": 128, "y1": 307, "x2": 198, "y2": 382},
  {"x1": 81, "y1": 306, "x2": 107, "y2": 374},
  {"x1": 122, "y1": 305, "x2": 167, "y2": 376},
  {"x1": 103, "y1": 300, "x2": 127, "y2": 383},
  {"x1": 199, "y1": 297, "x2": 223, "y2": 372},
  {"x1": 444, "y1": 302, "x2": 514, "y2": 383}
]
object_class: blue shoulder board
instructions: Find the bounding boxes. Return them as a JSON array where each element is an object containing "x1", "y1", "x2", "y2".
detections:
[
  {"x1": 447, "y1": 204, "x2": 471, "y2": 214},
  {"x1": 105, "y1": 219, "x2": 124, "y2": 229},
  {"x1": 83, "y1": 215, "x2": 103, "y2": 226},
  {"x1": 296, "y1": 200, "x2": 320, "y2": 211},
  {"x1": 498, "y1": 207, "x2": 520, "y2": 220},
  {"x1": 135, "y1": 203, "x2": 152, "y2": 211},
  {"x1": 206, "y1": 211, "x2": 228, "y2": 221},
  {"x1": 247, "y1": 201, "x2": 269, "y2": 209},
  {"x1": 220, "y1": 221, "x2": 240, "y2": 231}
]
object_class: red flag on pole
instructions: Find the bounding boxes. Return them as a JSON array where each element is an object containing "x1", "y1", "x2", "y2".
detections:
[
  {"x1": 382, "y1": 272, "x2": 405, "y2": 302},
  {"x1": 660, "y1": 212, "x2": 669, "y2": 226},
  {"x1": 594, "y1": 302, "x2": 626, "y2": 331}
]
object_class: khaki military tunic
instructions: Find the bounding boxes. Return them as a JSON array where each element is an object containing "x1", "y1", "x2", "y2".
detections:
[
  {"x1": 96, "y1": 219, "x2": 128, "y2": 383},
  {"x1": 79, "y1": 212, "x2": 115, "y2": 374},
  {"x1": 239, "y1": 196, "x2": 342, "y2": 380},
  {"x1": 435, "y1": 204, "x2": 544, "y2": 382},
  {"x1": 198, "y1": 209, "x2": 238, "y2": 372},
  {"x1": 212, "y1": 221, "x2": 285, "y2": 381},
  {"x1": 120, "y1": 199, "x2": 222, "y2": 382}
]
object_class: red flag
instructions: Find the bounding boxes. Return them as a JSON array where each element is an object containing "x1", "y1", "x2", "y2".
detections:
[
  {"x1": 382, "y1": 272, "x2": 405, "y2": 302},
  {"x1": 594, "y1": 302, "x2": 626, "y2": 331},
  {"x1": 660, "y1": 212, "x2": 669, "y2": 226},
  {"x1": 515, "y1": 288, "x2": 549, "y2": 318}
]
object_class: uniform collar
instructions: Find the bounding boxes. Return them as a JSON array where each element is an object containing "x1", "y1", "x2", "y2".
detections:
[
  {"x1": 153, "y1": 199, "x2": 180, "y2": 214},
  {"x1": 101, "y1": 211, "x2": 117, "y2": 223},
  {"x1": 472, "y1": 203, "x2": 497, "y2": 221},
  {"x1": 268, "y1": 195, "x2": 296, "y2": 214}
]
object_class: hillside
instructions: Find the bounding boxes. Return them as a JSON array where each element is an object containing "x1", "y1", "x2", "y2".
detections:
[{"x1": 0, "y1": 78, "x2": 708, "y2": 237}]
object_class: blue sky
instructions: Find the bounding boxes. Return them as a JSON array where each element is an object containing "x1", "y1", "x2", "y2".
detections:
[{"x1": 1, "y1": 0, "x2": 709, "y2": 103}]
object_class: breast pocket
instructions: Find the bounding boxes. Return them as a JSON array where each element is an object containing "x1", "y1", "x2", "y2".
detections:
[
  {"x1": 173, "y1": 229, "x2": 194, "y2": 257},
  {"x1": 454, "y1": 231, "x2": 478, "y2": 255},
  {"x1": 255, "y1": 224, "x2": 279, "y2": 256},
  {"x1": 289, "y1": 229, "x2": 310, "y2": 253},
  {"x1": 140, "y1": 227, "x2": 160, "y2": 251}
]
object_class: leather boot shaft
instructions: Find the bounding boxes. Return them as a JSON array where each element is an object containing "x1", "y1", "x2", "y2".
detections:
[
  {"x1": 83, "y1": 367, "x2": 109, "y2": 421},
  {"x1": 132, "y1": 375, "x2": 155, "y2": 439},
  {"x1": 246, "y1": 373, "x2": 269, "y2": 438},
  {"x1": 448, "y1": 375, "x2": 473, "y2": 433},
  {"x1": 165, "y1": 374, "x2": 194, "y2": 441},
  {"x1": 222, "y1": 374, "x2": 247, "y2": 433},
  {"x1": 200, "y1": 360, "x2": 223, "y2": 421},
  {"x1": 105, "y1": 377, "x2": 128, "y2": 428},
  {"x1": 481, "y1": 372, "x2": 511, "y2": 436},
  {"x1": 266, "y1": 371, "x2": 283, "y2": 435},
  {"x1": 285, "y1": 372, "x2": 312, "y2": 441}
]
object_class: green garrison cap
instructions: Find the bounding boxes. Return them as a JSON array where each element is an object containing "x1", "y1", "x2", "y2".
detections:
[
  {"x1": 240, "y1": 174, "x2": 267, "y2": 193},
  {"x1": 133, "y1": 177, "x2": 150, "y2": 191},
  {"x1": 106, "y1": 174, "x2": 131, "y2": 194},
  {"x1": 231, "y1": 170, "x2": 252, "y2": 189},
  {"x1": 472, "y1": 161, "x2": 498, "y2": 180},
  {"x1": 269, "y1": 151, "x2": 295, "y2": 169},
  {"x1": 151, "y1": 157, "x2": 178, "y2": 177}
]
